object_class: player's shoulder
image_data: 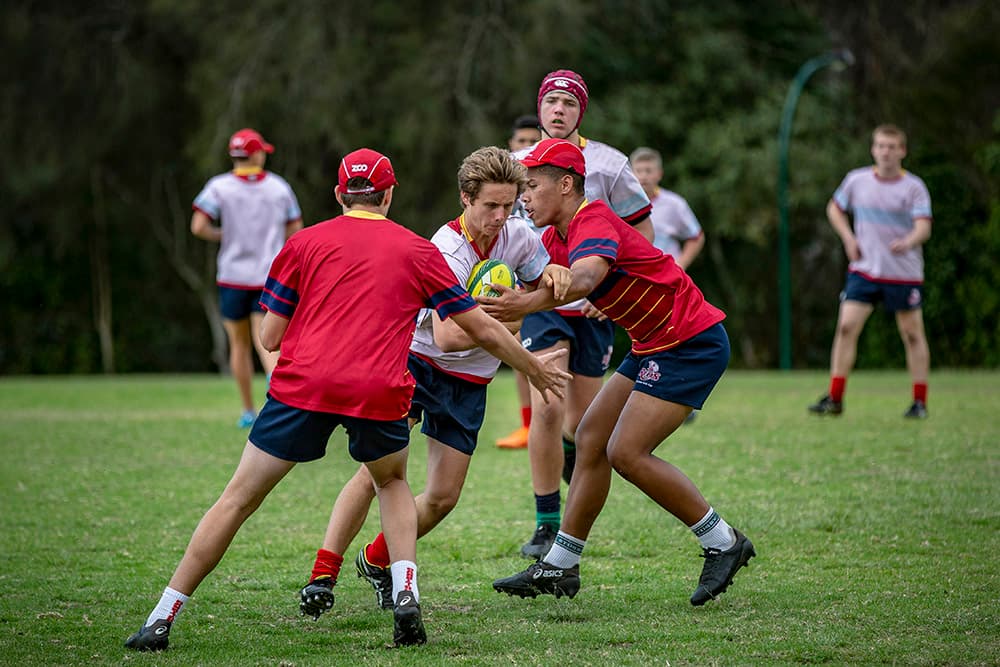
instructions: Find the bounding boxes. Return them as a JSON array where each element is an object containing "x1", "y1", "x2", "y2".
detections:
[
  {"x1": 430, "y1": 221, "x2": 466, "y2": 251},
  {"x1": 843, "y1": 166, "x2": 875, "y2": 182},
  {"x1": 655, "y1": 189, "x2": 687, "y2": 206},
  {"x1": 264, "y1": 170, "x2": 294, "y2": 189},
  {"x1": 902, "y1": 169, "x2": 929, "y2": 189},
  {"x1": 581, "y1": 137, "x2": 628, "y2": 163}
]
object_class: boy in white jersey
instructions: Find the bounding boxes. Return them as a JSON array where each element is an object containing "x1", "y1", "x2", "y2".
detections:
[
  {"x1": 503, "y1": 69, "x2": 655, "y2": 560},
  {"x1": 191, "y1": 128, "x2": 302, "y2": 428},
  {"x1": 629, "y1": 146, "x2": 705, "y2": 269},
  {"x1": 297, "y1": 146, "x2": 571, "y2": 615},
  {"x1": 809, "y1": 124, "x2": 933, "y2": 418}
]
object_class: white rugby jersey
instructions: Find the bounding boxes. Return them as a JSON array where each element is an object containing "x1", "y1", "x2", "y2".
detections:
[
  {"x1": 514, "y1": 136, "x2": 651, "y2": 312},
  {"x1": 409, "y1": 212, "x2": 549, "y2": 382},
  {"x1": 193, "y1": 171, "x2": 302, "y2": 288},
  {"x1": 649, "y1": 189, "x2": 702, "y2": 259},
  {"x1": 833, "y1": 167, "x2": 932, "y2": 284}
]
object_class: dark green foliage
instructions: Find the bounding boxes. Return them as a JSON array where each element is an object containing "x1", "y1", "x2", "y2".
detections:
[{"x1": 1, "y1": 0, "x2": 997, "y2": 372}]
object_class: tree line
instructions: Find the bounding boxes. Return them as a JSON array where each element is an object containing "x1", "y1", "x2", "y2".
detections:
[{"x1": 2, "y1": 0, "x2": 997, "y2": 374}]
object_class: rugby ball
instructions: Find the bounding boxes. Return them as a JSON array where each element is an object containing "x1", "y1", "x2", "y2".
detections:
[{"x1": 466, "y1": 259, "x2": 515, "y2": 298}]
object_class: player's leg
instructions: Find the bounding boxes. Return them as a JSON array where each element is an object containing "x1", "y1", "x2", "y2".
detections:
[
  {"x1": 223, "y1": 317, "x2": 256, "y2": 425},
  {"x1": 523, "y1": 340, "x2": 570, "y2": 558},
  {"x1": 559, "y1": 317, "x2": 614, "y2": 484},
  {"x1": 560, "y1": 372, "x2": 603, "y2": 484},
  {"x1": 496, "y1": 368, "x2": 531, "y2": 448},
  {"x1": 895, "y1": 304, "x2": 929, "y2": 417},
  {"x1": 349, "y1": 417, "x2": 426, "y2": 646},
  {"x1": 810, "y1": 297, "x2": 873, "y2": 415},
  {"x1": 126, "y1": 441, "x2": 296, "y2": 650},
  {"x1": 417, "y1": 438, "x2": 472, "y2": 534},
  {"x1": 301, "y1": 464, "x2": 377, "y2": 618},
  {"x1": 492, "y1": 372, "x2": 630, "y2": 599}
]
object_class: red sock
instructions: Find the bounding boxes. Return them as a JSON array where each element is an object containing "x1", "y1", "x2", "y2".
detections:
[
  {"x1": 521, "y1": 406, "x2": 532, "y2": 428},
  {"x1": 913, "y1": 382, "x2": 928, "y2": 404},
  {"x1": 829, "y1": 376, "x2": 846, "y2": 402},
  {"x1": 365, "y1": 533, "x2": 391, "y2": 568},
  {"x1": 311, "y1": 548, "x2": 344, "y2": 582}
]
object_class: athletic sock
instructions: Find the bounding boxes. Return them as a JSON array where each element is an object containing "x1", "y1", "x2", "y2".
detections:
[
  {"x1": 562, "y1": 434, "x2": 576, "y2": 453},
  {"x1": 691, "y1": 507, "x2": 737, "y2": 551},
  {"x1": 521, "y1": 406, "x2": 532, "y2": 428},
  {"x1": 829, "y1": 376, "x2": 846, "y2": 402},
  {"x1": 544, "y1": 531, "x2": 585, "y2": 568},
  {"x1": 390, "y1": 560, "x2": 419, "y2": 603},
  {"x1": 535, "y1": 490, "x2": 560, "y2": 528},
  {"x1": 365, "y1": 533, "x2": 391, "y2": 568},
  {"x1": 310, "y1": 548, "x2": 343, "y2": 583},
  {"x1": 913, "y1": 382, "x2": 928, "y2": 404},
  {"x1": 145, "y1": 587, "x2": 189, "y2": 628}
]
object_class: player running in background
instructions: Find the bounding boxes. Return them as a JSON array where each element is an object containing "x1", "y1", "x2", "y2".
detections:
[
  {"x1": 484, "y1": 138, "x2": 754, "y2": 606},
  {"x1": 630, "y1": 146, "x2": 706, "y2": 423},
  {"x1": 298, "y1": 146, "x2": 571, "y2": 616},
  {"x1": 504, "y1": 70, "x2": 653, "y2": 560},
  {"x1": 124, "y1": 148, "x2": 570, "y2": 652},
  {"x1": 808, "y1": 124, "x2": 933, "y2": 419},
  {"x1": 629, "y1": 146, "x2": 705, "y2": 269},
  {"x1": 191, "y1": 128, "x2": 302, "y2": 428},
  {"x1": 495, "y1": 114, "x2": 543, "y2": 450}
]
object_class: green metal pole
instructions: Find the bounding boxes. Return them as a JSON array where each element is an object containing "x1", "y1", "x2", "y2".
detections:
[{"x1": 777, "y1": 50, "x2": 852, "y2": 370}]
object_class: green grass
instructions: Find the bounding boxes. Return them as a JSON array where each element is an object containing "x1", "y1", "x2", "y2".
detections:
[{"x1": 0, "y1": 371, "x2": 997, "y2": 666}]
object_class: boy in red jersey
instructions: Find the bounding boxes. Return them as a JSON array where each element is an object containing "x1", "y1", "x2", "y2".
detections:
[
  {"x1": 486, "y1": 139, "x2": 754, "y2": 606},
  {"x1": 124, "y1": 148, "x2": 569, "y2": 652}
]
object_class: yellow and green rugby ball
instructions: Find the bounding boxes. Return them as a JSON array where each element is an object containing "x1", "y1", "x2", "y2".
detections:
[{"x1": 466, "y1": 259, "x2": 516, "y2": 298}]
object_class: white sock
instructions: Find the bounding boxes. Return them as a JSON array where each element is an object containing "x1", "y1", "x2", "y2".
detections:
[
  {"x1": 691, "y1": 507, "x2": 737, "y2": 551},
  {"x1": 145, "y1": 586, "x2": 189, "y2": 627},
  {"x1": 543, "y1": 531, "x2": 586, "y2": 568},
  {"x1": 390, "y1": 560, "x2": 419, "y2": 603}
]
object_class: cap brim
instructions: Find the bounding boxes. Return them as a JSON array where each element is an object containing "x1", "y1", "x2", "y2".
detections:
[{"x1": 262, "y1": 142, "x2": 275, "y2": 153}]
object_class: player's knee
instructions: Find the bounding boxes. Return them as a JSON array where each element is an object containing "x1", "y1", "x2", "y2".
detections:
[
  {"x1": 423, "y1": 490, "x2": 460, "y2": 519},
  {"x1": 607, "y1": 447, "x2": 639, "y2": 482}
]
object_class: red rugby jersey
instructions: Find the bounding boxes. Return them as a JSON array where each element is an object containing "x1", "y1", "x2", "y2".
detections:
[
  {"x1": 542, "y1": 200, "x2": 724, "y2": 355},
  {"x1": 260, "y1": 210, "x2": 475, "y2": 419}
]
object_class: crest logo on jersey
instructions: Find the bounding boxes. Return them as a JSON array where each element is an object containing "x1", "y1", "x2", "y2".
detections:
[
  {"x1": 350, "y1": 163, "x2": 369, "y2": 173},
  {"x1": 908, "y1": 288, "x2": 921, "y2": 307},
  {"x1": 638, "y1": 360, "x2": 661, "y2": 383}
]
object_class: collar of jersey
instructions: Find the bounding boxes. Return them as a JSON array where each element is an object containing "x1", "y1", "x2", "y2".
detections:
[
  {"x1": 344, "y1": 210, "x2": 387, "y2": 220},
  {"x1": 557, "y1": 199, "x2": 590, "y2": 239},
  {"x1": 871, "y1": 166, "x2": 906, "y2": 182},
  {"x1": 233, "y1": 167, "x2": 266, "y2": 182}
]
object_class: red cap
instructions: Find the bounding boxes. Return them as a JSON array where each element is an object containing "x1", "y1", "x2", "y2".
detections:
[
  {"x1": 228, "y1": 128, "x2": 274, "y2": 157},
  {"x1": 338, "y1": 148, "x2": 398, "y2": 194},
  {"x1": 537, "y1": 70, "x2": 589, "y2": 131},
  {"x1": 519, "y1": 138, "x2": 586, "y2": 176}
]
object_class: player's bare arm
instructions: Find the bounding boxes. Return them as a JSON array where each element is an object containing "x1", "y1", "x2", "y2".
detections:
[
  {"x1": 285, "y1": 218, "x2": 303, "y2": 240},
  {"x1": 632, "y1": 216, "x2": 654, "y2": 243},
  {"x1": 478, "y1": 255, "x2": 610, "y2": 321},
  {"x1": 889, "y1": 217, "x2": 932, "y2": 253},
  {"x1": 449, "y1": 306, "x2": 570, "y2": 402},
  {"x1": 826, "y1": 199, "x2": 860, "y2": 261},
  {"x1": 677, "y1": 233, "x2": 706, "y2": 271},
  {"x1": 190, "y1": 210, "x2": 222, "y2": 243},
  {"x1": 258, "y1": 311, "x2": 289, "y2": 352},
  {"x1": 431, "y1": 310, "x2": 522, "y2": 353}
]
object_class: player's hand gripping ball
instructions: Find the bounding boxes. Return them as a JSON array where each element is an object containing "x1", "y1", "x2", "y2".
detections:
[{"x1": 467, "y1": 259, "x2": 515, "y2": 298}]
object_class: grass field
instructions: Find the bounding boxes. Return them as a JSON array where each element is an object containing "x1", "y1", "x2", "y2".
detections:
[{"x1": 0, "y1": 370, "x2": 997, "y2": 666}]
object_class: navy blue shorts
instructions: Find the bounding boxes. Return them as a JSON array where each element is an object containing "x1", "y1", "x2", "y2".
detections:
[
  {"x1": 249, "y1": 395, "x2": 410, "y2": 463},
  {"x1": 841, "y1": 272, "x2": 923, "y2": 313},
  {"x1": 219, "y1": 286, "x2": 265, "y2": 321},
  {"x1": 407, "y1": 355, "x2": 487, "y2": 456},
  {"x1": 616, "y1": 323, "x2": 730, "y2": 409},
  {"x1": 520, "y1": 311, "x2": 614, "y2": 377}
]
